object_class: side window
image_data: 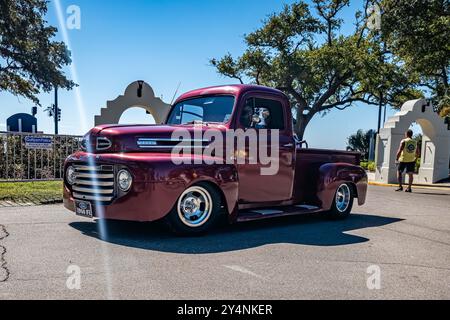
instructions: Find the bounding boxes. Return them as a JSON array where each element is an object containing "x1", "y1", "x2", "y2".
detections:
[{"x1": 239, "y1": 97, "x2": 285, "y2": 130}]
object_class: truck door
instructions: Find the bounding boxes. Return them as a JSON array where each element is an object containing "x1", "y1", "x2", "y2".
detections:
[{"x1": 235, "y1": 95, "x2": 295, "y2": 204}]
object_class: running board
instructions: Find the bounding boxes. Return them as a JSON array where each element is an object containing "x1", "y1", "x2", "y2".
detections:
[{"x1": 237, "y1": 204, "x2": 322, "y2": 222}]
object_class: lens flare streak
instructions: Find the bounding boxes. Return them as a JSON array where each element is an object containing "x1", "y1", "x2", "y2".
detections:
[{"x1": 53, "y1": 0, "x2": 114, "y2": 299}]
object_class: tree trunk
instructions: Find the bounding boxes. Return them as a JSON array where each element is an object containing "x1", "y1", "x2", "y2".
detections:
[{"x1": 294, "y1": 113, "x2": 311, "y2": 141}]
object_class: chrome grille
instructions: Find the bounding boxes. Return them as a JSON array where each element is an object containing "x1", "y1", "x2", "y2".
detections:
[
  {"x1": 136, "y1": 137, "x2": 209, "y2": 149},
  {"x1": 72, "y1": 165, "x2": 115, "y2": 202}
]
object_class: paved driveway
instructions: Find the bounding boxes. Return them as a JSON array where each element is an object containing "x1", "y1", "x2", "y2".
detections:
[{"x1": 0, "y1": 186, "x2": 449, "y2": 299}]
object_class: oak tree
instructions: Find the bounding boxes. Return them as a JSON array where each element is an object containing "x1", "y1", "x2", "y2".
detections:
[
  {"x1": 381, "y1": 0, "x2": 449, "y2": 117},
  {"x1": 0, "y1": 0, "x2": 75, "y2": 105},
  {"x1": 211, "y1": 1, "x2": 421, "y2": 139}
]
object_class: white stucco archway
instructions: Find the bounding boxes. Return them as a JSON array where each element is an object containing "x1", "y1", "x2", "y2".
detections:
[
  {"x1": 375, "y1": 99, "x2": 450, "y2": 184},
  {"x1": 94, "y1": 81, "x2": 171, "y2": 126}
]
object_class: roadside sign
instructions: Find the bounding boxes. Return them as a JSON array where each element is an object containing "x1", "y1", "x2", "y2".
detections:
[{"x1": 24, "y1": 136, "x2": 53, "y2": 150}]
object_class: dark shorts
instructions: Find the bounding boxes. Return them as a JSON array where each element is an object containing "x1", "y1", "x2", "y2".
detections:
[{"x1": 398, "y1": 162, "x2": 415, "y2": 173}]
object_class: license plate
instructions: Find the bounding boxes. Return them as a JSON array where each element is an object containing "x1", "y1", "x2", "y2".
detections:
[{"x1": 75, "y1": 200, "x2": 93, "y2": 218}]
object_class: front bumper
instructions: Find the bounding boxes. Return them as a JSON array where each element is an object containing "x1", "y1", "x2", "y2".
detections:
[{"x1": 64, "y1": 180, "x2": 183, "y2": 222}]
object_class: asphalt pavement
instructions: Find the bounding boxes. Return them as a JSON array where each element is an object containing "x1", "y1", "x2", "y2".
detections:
[{"x1": 0, "y1": 185, "x2": 449, "y2": 299}]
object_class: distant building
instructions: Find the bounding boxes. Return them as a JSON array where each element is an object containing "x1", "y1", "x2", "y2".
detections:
[{"x1": 6, "y1": 113, "x2": 38, "y2": 133}]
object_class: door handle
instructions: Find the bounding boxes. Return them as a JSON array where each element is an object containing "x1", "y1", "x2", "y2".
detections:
[{"x1": 283, "y1": 143, "x2": 294, "y2": 148}]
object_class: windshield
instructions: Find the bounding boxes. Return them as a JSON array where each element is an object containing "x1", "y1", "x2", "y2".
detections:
[{"x1": 166, "y1": 95, "x2": 235, "y2": 125}]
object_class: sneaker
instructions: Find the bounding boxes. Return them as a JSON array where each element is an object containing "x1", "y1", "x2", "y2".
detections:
[
  {"x1": 395, "y1": 187, "x2": 403, "y2": 192},
  {"x1": 405, "y1": 188, "x2": 412, "y2": 193}
]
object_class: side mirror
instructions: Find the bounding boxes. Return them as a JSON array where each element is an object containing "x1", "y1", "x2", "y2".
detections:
[{"x1": 300, "y1": 140, "x2": 309, "y2": 148}]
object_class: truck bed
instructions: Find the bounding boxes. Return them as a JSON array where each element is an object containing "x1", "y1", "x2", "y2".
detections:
[
  {"x1": 293, "y1": 148, "x2": 361, "y2": 205},
  {"x1": 296, "y1": 148, "x2": 361, "y2": 165}
]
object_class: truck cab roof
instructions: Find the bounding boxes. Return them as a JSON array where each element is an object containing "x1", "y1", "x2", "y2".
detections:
[{"x1": 174, "y1": 84, "x2": 286, "y2": 105}]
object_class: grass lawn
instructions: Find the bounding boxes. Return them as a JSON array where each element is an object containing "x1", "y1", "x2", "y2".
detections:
[{"x1": 0, "y1": 181, "x2": 63, "y2": 204}]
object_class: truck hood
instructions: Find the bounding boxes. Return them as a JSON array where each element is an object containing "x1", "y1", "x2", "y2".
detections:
[{"x1": 85, "y1": 123, "x2": 227, "y2": 153}]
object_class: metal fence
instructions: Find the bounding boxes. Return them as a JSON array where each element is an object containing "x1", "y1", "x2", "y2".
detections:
[{"x1": 0, "y1": 132, "x2": 82, "y2": 181}]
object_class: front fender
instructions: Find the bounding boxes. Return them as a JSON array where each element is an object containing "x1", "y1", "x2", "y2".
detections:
[
  {"x1": 159, "y1": 161, "x2": 239, "y2": 219},
  {"x1": 316, "y1": 163, "x2": 368, "y2": 210},
  {"x1": 65, "y1": 152, "x2": 239, "y2": 221}
]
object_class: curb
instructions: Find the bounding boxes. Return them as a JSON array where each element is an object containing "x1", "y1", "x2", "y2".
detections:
[{"x1": 368, "y1": 181, "x2": 450, "y2": 191}]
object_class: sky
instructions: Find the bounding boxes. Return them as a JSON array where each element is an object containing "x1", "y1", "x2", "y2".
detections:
[{"x1": 0, "y1": 0, "x2": 402, "y2": 149}]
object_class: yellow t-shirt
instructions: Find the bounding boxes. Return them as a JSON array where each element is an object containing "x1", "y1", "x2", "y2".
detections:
[{"x1": 399, "y1": 138, "x2": 417, "y2": 163}]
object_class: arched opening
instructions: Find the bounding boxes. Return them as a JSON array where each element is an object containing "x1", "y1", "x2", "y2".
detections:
[
  {"x1": 397, "y1": 120, "x2": 436, "y2": 185},
  {"x1": 408, "y1": 122, "x2": 423, "y2": 136},
  {"x1": 118, "y1": 106, "x2": 156, "y2": 125},
  {"x1": 414, "y1": 118, "x2": 437, "y2": 183},
  {"x1": 397, "y1": 120, "x2": 436, "y2": 182},
  {"x1": 406, "y1": 122, "x2": 423, "y2": 174}
]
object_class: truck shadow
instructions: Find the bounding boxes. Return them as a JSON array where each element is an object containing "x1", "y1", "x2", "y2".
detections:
[{"x1": 69, "y1": 212, "x2": 403, "y2": 254}]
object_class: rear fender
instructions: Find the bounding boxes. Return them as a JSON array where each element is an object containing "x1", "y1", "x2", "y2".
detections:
[{"x1": 317, "y1": 163, "x2": 368, "y2": 210}]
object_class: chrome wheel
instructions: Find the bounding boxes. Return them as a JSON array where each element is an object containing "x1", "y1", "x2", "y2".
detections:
[
  {"x1": 177, "y1": 186, "x2": 213, "y2": 227},
  {"x1": 335, "y1": 184, "x2": 351, "y2": 213}
]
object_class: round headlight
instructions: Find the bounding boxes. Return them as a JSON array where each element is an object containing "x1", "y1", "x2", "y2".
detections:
[
  {"x1": 117, "y1": 169, "x2": 132, "y2": 192},
  {"x1": 80, "y1": 134, "x2": 90, "y2": 151},
  {"x1": 66, "y1": 166, "x2": 76, "y2": 185}
]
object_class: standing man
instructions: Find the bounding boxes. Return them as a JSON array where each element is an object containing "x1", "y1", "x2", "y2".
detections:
[{"x1": 395, "y1": 129, "x2": 419, "y2": 192}]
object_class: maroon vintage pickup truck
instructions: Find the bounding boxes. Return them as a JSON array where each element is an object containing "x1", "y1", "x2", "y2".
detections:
[{"x1": 63, "y1": 85, "x2": 367, "y2": 234}]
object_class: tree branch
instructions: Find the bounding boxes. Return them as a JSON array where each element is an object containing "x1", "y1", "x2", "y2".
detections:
[
  {"x1": 320, "y1": 97, "x2": 379, "y2": 111},
  {"x1": 312, "y1": 72, "x2": 351, "y2": 110},
  {"x1": 277, "y1": 85, "x2": 308, "y2": 110},
  {"x1": 356, "y1": 0, "x2": 371, "y2": 47}
]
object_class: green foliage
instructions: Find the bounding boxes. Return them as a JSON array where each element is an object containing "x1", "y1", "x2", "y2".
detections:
[
  {"x1": 360, "y1": 161, "x2": 368, "y2": 169},
  {"x1": 0, "y1": 0, "x2": 75, "y2": 104},
  {"x1": 413, "y1": 133, "x2": 422, "y2": 155},
  {"x1": 346, "y1": 129, "x2": 376, "y2": 160},
  {"x1": 211, "y1": 1, "x2": 423, "y2": 139},
  {"x1": 381, "y1": 0, "x2": 450, "y2": 114},
  {"x1": 359, "y1": 160, "x2": 375, "y2": 172},
  {"x1": 0, "y1": 180, "x2": 62, "y2": 204},
  {"x1": 415, "y1": 158, "x2": 421, "y2": 173}
]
